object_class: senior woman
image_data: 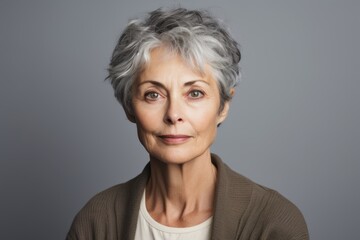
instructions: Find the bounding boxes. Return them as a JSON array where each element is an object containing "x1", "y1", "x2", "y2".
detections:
[{"x1": 67, "y1": 8, "x2": 309, "y2": 240}]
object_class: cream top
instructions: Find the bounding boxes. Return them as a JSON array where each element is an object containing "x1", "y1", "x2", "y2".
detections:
[{"x1": 134, "y1": 190, "x2": 212, "y2": 240}]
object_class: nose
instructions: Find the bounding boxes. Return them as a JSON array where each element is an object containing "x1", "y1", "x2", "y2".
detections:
[{"x1": 163, "y1": 99, "x2": 184, "y2": 125}]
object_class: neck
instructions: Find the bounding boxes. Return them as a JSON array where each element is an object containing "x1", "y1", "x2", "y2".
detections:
[{"x1": 145, "y1": 152, "x2": 217, "y2": 226}]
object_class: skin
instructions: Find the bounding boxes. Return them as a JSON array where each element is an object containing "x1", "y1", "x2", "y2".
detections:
[{"x1": 131, "y1": 47, "x2": 232, "y2": 227}]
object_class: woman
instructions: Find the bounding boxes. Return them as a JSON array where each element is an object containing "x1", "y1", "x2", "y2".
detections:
[{"x1": 67, "y1": 8, "x2": 309, "y2": 240}]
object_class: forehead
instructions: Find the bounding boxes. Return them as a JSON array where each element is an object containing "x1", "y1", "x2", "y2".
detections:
[{"x1": 138, "y1": 47, "x2": 216, "y2": 85}]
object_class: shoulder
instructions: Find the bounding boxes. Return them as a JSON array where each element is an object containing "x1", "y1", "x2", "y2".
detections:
[
  {"x1": 73, "y1": 182, "x2": 128, "y2": 220},
  {"x1": 251, "y1": 184, "x2": 309, "y2": 239},
  {"x1": 238, "y1": 175, "x2": 309, "y2": 239},
  {"x1": 76, "y1": 172, "x2": 145, "y2": 218},
  {"x1": 212, "y1": 154, "x2": 309, "y2": 239},
  {"x1": 66, "y1": 167, "x2": 149, "y2": 240}
]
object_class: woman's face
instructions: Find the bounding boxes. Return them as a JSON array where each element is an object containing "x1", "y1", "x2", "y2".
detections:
[{"x1": 132, "y1": 47, "x2": 230, "y2": 164}]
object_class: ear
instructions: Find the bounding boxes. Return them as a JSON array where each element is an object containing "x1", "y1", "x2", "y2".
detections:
[
  {"x1": 217, "y1": 88, "x2": 235, "y2": 125},
  {"x1": 229, "y1": 88, "x2": 235, "y2": 97},
  {"x1": 217, "y1": 100, "x2": 230, "y2": 125}
]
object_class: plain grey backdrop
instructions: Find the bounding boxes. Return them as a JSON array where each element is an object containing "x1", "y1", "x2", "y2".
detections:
[{"x1": 1, "y1": 0, "x2": 359, "y2": 239}]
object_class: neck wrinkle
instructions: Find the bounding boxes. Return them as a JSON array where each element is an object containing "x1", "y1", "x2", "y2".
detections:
[{"x1": 145, "y1": 153, "x2": 217, "y2": 221}]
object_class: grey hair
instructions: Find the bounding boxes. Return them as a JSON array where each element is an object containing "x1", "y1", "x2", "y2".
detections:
[{"x1": 107, "y1": 7, "x2": 241, "y2": 118}]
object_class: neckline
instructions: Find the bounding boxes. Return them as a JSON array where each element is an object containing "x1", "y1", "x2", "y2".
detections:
[{"x1": 139, "y1": 190, "x2": 213, "y2": 234}]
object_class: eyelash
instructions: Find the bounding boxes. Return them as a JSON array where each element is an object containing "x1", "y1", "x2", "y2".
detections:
[
  {"x1": 144, "y1": 91, "x2": 161, "y2": 101},
  {"x1": 188, "y1": 90, "x2": 204, "y2": 99},
  {"x1": 143, "y1": 89, "x2": 205, "y2": 101}
]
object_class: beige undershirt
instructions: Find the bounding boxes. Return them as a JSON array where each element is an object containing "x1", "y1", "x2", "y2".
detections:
[{"x1": 134, "y1": 190, "x2": 212, "y2": 240}]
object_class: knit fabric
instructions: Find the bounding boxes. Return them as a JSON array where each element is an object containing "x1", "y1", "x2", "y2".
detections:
[{"x1": 66, "y1": 154, "x2": 309, "y2": 240}]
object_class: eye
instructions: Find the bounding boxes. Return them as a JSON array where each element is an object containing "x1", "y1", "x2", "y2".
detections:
[
  {"x1": 188, "y1": 90, "x2": 204, "y2": 99},
  {"x1": 144, "y1": 91, "x2": 161, "y2": 101}
]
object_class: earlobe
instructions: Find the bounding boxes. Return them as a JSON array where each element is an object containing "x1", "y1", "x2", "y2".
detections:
[
  {"x1": 217, "y1": 88, "x2": 235, "y2": 125},
  {"x1": 217, "y1": 87, "x2": 235, "y2": 125},
  {"x1": 217, "y1": 101, "x2": 230, "y2": 125},
  {"x1": 229, "y1": 88, "x2": 235, "y2": 97}
]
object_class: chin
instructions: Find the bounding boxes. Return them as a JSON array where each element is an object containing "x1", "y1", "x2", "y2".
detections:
[
  {"x1": 149, "y1": 148, "x2": 210, "y2": 166},
  {"x1": 150, "y1": 153, "x2": 192, "y2": 165}
]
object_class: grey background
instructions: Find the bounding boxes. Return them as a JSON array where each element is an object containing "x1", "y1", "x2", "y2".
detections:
[{"x1": 1, "y1": 0, "x2": 359, "y2": 239}]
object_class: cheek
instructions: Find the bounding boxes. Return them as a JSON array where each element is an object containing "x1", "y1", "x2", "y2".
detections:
[
  {"x1": 190, "y1": 108, "x2": 219, "y2": 133},
  {"x1": 134, "y1": 107, "x2": 161, "y2": 134},
  {"x1": 135, "y1": 116, "x2": 157, "y2": 151}
]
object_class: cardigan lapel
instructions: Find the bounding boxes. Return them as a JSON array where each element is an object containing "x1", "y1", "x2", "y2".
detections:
[
  {"x1": 116, "y1": 163, "x2": 150, "y2": 240},
  {"x1": 210, "y1": 154, "x2": 253, "y2": 240}
]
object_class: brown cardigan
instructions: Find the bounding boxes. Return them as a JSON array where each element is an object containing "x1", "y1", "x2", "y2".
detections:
[{"x1": 66, "y1": 154, "x2": 309, "y2": 240}]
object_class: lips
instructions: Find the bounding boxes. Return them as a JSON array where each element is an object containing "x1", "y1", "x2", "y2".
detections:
[{"x1": 158, "y1": 134, "x2": 191, "y2": 144}]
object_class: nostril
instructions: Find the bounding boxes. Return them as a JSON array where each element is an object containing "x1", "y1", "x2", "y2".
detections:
[
  {"x1": 166, "y1": 117, "x2": 173, "y2": 124},
  {"x1": 164, "y1": 115, "x2": 183, "y2": 124},
  {"x1": 164, "y1": 115, "x2": 174, "y2": 124}
]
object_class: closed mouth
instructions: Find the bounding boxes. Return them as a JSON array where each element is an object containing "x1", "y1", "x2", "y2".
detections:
[{"x1": 158, "y1": 135, "x2": 191, "y2": 144}]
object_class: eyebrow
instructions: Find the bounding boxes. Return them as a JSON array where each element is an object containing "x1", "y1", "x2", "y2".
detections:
[
  {"x1": 137, "y1": 80, "x2": 210, "y2": 88},
  {"x1": 184, "y1": 80, "x2": 210, "y2": 86}
]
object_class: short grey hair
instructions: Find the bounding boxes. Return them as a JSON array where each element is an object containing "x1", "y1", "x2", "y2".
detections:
[{"x1": 107, "y1": 7, "x2": 241, "y2": 118}]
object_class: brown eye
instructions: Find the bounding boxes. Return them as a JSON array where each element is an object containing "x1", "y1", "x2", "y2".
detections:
[{"x1": 188, "y1": 90, "x2": 204, "y2": 99}]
